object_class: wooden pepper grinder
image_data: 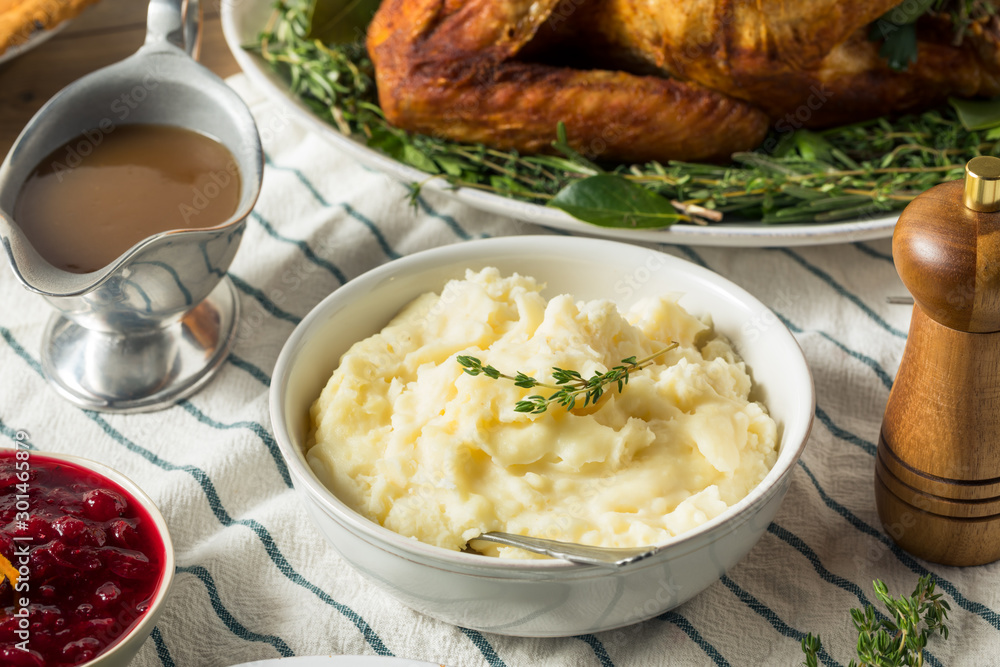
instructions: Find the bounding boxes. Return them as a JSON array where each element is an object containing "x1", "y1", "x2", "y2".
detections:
[{"x1": 876, "y1": 156, "x2": 1000, "y2": 566}]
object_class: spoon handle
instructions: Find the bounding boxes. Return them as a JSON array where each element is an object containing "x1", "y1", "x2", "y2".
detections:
[{"x1": 471, "y1": 531, "x2": 659, "y2": 568}]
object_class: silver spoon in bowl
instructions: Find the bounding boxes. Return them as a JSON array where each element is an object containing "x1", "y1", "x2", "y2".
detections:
[{"x1": 469, "y1": 531, "x2": 660, "y2": 568}]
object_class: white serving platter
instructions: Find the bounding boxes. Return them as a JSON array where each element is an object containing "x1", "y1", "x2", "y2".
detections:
[{"x1": 221, "y1": 0, "x2": 898, "y2": 247}]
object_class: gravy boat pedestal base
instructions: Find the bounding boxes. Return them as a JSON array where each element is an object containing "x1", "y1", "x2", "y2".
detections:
[
  {"x1": 41, "y1": 277, "x2": 239, "y2": 413},
  {"x1": 0, "y1": 0, "x2": 262, "y2": 413}
]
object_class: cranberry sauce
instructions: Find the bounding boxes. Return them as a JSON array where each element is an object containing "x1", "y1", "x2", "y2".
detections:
[{"x1": 0, "y1": 452, "x2": 166, "y2": 667}]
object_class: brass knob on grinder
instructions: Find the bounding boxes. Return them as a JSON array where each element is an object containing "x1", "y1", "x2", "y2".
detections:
[
  {"x1": 964, "y1": 155, "x2": 1000, "y2": 213},
  {"x1": 876, "y1": 156, "x2": 1000, "y2": 566}
]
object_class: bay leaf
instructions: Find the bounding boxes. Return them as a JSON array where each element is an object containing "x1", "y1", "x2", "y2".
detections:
[
  {"x1": 949, "y1": 96, "x2": 1000, "y2": 131},
  {"x1": 548, "y1": 175, "x2": 682, "y2": 228},
  {"x1": 307, "y1": 0, "x2": 381, "y2": 44}
]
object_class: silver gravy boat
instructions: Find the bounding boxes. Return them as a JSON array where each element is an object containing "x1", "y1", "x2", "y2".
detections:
[{"x1": 0, "y1": 0, "x2": 263, "y2": 412}]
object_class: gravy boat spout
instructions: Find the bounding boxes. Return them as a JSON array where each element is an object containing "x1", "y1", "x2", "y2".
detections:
[{"x1": 0, "y1": 0, "x2": 263, "y2": 412}]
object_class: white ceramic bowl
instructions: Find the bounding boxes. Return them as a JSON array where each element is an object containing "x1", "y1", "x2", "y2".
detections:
[
  {"x1": 2, "y1": 450, "x2": 175, "y2": 666},
  {"x1": 269, "y1": 236, "x2": 814, "y2": 637}
]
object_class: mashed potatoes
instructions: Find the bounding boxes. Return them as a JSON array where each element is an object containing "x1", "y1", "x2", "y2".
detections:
[{"x1": 307, "y1": 268, "x2": 778, "y2": 557}]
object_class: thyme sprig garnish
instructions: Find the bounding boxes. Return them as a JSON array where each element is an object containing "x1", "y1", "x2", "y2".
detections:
[
  {"x1": 257, "y1": 0, "x2": 1000, "y2": 226},
  {"x1": 801, "y1": 576, "x2": 951, "y2": 667},
  {"x1": 456, "y1": 344, "x2": 678, "y2": 414}
]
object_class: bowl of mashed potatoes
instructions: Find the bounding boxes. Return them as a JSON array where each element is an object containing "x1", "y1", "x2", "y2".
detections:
[{"x1": 269, "y1": 235, "x2": 814, "y2": 637}]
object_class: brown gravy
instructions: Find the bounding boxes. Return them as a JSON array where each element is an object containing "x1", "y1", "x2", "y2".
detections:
[{"x1": 14, "y1": 124, "x2": 241, "y2": 274}]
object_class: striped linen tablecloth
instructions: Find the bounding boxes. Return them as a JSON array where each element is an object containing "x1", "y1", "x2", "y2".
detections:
[{"x1": 2, "y1": 74, "x2": 998, "y2": 666}]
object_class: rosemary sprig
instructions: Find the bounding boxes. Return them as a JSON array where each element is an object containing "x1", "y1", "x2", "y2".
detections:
[
  {"x1": 801, "y1": 576, "x2": 951, "y2": 667},
  {"x1": 456, "y1": 344, "x2": 678, "y2": 414},
  {"x1": 257, "y1": 0, "x2": 1000, "y2": 226}
]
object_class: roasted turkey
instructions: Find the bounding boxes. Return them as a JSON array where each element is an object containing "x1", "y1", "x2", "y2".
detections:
[{"x1": 366, "y1": 0, "x2": 1000, "y2": 163}]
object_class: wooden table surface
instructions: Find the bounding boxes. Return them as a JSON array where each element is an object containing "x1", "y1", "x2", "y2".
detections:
[{"x1": 0, "y1": 0, "x2": 241, "y2": 157}]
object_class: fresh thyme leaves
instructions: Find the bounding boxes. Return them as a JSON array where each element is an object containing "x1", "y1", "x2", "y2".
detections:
[
  {"x1": 800, "y1": 576, "x2": 951, "y2": 667},
  {"x1": 258, "y1": 0, "x2": 1000, "y2": 227},
  {"x1": 456, "y1": 344, "x2": 679, "y2": 414}
]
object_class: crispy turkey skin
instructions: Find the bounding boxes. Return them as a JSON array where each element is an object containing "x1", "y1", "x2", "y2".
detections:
[{"x1": 366, "y1": 0, "x2": 1000, "y2": 163}]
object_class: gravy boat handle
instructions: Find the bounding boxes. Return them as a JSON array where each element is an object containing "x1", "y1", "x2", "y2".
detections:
[{"x1": 146, "y1": 0, "x2": 201, "y2": 58}]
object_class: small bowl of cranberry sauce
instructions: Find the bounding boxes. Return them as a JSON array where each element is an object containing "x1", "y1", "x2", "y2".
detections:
[{"x1": 0, "y1": 450, "x2": 174, "y2": 667}]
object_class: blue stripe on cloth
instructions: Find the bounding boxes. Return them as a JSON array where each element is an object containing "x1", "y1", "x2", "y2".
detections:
[
  {"x1": 150, "y1": 627, "x2": 176, "y2": 667},
  {"x1": 0, "y1": 416, "x2": 36, "y2": 450},
  {"x1": 852, "y1": 242, "x2": 893, "y2": 264},
  {"x1": 459, "y1": 627, "x2": 507, "y2": 667},
  {"x1": 772, "y1": 310, "x2": 894, "y2": 391},
  {"x1": 1, "y1": 327, "x2": 42, "y2": 375},
  {"x1": 658, "y1": 612, "x2": 731, "y2": 667},
  {"x1": 177, "y1": 399, "x2": 292, "y2": 488},
  {"x1": 720, "y1": 575, "x2": 841, "y2": 667},
  {"x1": 250, "y1": 210, "x2": 348, "y2": 284},
  {"x1": 797, "y1": 460, "x2": 1000, "y2": 633},
  {"x1": 575, "y1": 635, "x2": 614, "y2": 666},
  {"x1": 669, "y1": 245, "x2": 896, "y2": 391},
  {"x1": 0, "y1": 326, "x2": 393, "y2": 655},
  {"x1": 263, "y1": 156, "x2": 401, "y2": 260},
  {"x1": 177, "y1": 565, "x2": 295, "y2": 656},
  {"x1": 767, "y1": 522, "x2": 881, "y2": 614},
  {"x1": 776, "y1": 248, "x2": 906, "y2": 339},
  {"x1": 227, "y1": 352, "x2": 272, "y2": 387},
  {"x1": 672, "y1": 245, "x2": 709, "y2": 269},
  {"x1": 814, "y1": 405, "x2": 877, "y2": 456},
  {"x1": 229, "y1": 273, "x2": 303, "y2": 325},
  {"x1": 342, "y1": 202, "x2": 401, "y2": 260},
  {"x1": 412, "y1": 194, "x2": 486, "y2": 241}
]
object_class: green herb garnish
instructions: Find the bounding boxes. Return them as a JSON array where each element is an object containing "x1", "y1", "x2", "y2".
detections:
[
  {"x1": 869, "y1": 0, "x2": 935, "y2": 72},
  {"x1": 801, "y1": 576, "x2": 950, "y2": 667},
  {"x1": 456, "y1": 344, "x2": 678, "y2": 414},
  {"x1": 869, "y1": 1, "x2": 997, "y2": 71},
  {"x1": 257, "y1": 0, "x2": 1000, "y2": 227}
]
